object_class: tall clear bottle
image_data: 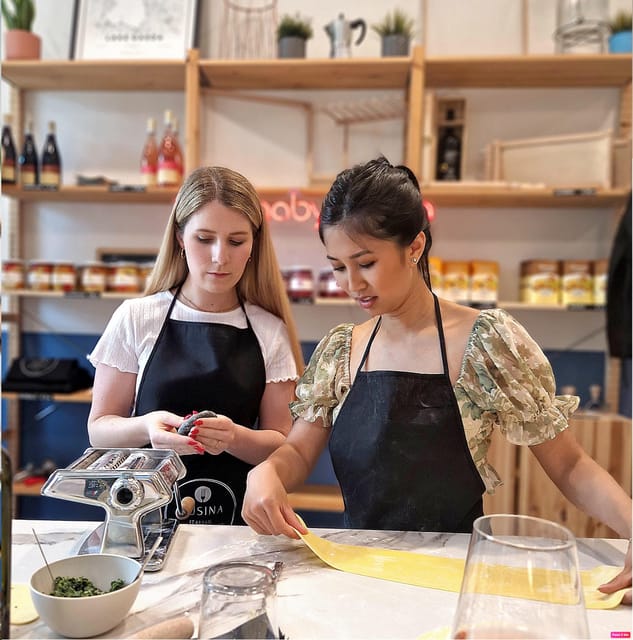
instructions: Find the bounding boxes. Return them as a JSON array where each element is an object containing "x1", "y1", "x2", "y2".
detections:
[
  {"x1": 1, "y1": 447, "x2": 13, "y2": 640},
  {"x1": 41, "y1": 121, "x2": 62, "y2": 188},
  {"x1": 1, "y1": 114, "x2": 17, "y2": 185},
  {"x1": 157, "y1": 109, "x2": 182, "y2": 187},
  {"x1": 140, "y1": 117, "x2": 158, "y2": 187},
  {"x1": 19, "y1": 116, "x2": 39, "y2": 186}
]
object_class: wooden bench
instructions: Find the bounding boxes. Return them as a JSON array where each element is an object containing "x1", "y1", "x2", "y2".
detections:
[{"x1": 288, "y1": 484, "x2": 344, "y2": 512}]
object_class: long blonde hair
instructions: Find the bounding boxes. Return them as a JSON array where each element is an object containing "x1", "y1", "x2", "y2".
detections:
[{"x1": 147, "y1": 166, "x2": 304, "y2": 373}]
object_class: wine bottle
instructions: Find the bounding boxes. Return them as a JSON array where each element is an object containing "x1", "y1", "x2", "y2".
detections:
[
  {"x1": 435, "y1": 109, "x2": 462, "y2": 181},
  {"x1": 1, "y1": 447, "x2": 13, "y2": 640},
  {"x1": 41, "y1": 121, "x2": 62, "y2": 188},
  {"x1": 172, "y1": 116, "x2": 184, "y2": 178},
  {"x1": 140, "y1": 116, "x2": 158, "y2": 187},
  {"x1": 19, "y1": 116, "x2": 39, "y2": 186},
  {"x1": 1, "y1": 114, "x2": 17, "y2": 185},
  {"x1": 157, "y1": 109, "x2": 182, "y2": 187}
]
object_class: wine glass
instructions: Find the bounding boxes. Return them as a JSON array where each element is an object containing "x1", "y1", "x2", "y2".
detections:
[{"x1": 451, "y1": 514, "x2": 589, "y2": 639}]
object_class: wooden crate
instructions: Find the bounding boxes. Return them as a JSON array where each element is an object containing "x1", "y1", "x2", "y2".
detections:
[
  {"x1": 482, "y1": 428, "x2": 519, "y2": 517},
  {"x1": 488, "y1": 129, "x2": 614, "y2": 189},
  {"x1": 517, "y1": 413, "x2": 632, "y2": 538},
  {"x1": 613, "y1": 136, "x2": 632, "y2": 189}
]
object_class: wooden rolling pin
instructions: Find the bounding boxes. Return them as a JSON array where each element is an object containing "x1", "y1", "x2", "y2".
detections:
[{"x1": 129, "y1": 615, "x2": 194, "y2": 639}]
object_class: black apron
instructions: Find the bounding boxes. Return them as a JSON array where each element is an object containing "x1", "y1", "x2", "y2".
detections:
[
  {"x1": 329, "y1": 294, "x2": 485, "y2": 532},
  {"x1": 134, "y1": 288, "x2": 266, "y2": 525}
]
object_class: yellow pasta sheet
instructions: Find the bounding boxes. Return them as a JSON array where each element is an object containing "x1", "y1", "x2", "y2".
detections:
[{"x1": 297, "y1": 527, "x2": 627, "y2": 610}]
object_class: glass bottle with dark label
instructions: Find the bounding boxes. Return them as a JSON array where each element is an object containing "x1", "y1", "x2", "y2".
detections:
[
  {"x1": 41, "y1": 121, "x2": 61, "y2": 188},
  {"x1": 435, "y1": 108, "x2": 462, "y2": 181},
  {"x1": 19, "y1": 117, "x2": 39, "y2": 186},
  {"x1": 140, "y1": 116, "x2": 158, "y2": 187},
  {"x1": 1, "y1": 114, "x2": 17, "y2": 185},
  {"x1": 157, "y1": 109, "x2": 182, "y2": 187}
]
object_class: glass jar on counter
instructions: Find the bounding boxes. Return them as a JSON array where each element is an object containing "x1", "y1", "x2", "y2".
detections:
[
  {"x1": 51, "y1": 261, "x2": 78, "y2": 292},
  {"x1": 138, "y1": 261, "x2": 155, "y2": 292},
  {"x1": 107, "y1": 261, "x2": 140, "y2": 293},
  {"x1": 79, "y1": 261, "x2": 108, "y2": 293},
  {"x1": 285, "y1": 265, "x2": 314, "y2": 303},
  {"x1": 317, "y1": 267, "x2": 347, "y2": 299},
  {"x1": 26, "y1": 260, "x2": 53, "y2": 291},
  {"x1": 1, "y1": 259, "x2": 25, "y2": 291}
]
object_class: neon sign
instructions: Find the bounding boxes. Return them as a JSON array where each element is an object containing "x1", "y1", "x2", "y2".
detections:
[{"x1": 260, "y1": 193, "x2": 436, "y2": 228}]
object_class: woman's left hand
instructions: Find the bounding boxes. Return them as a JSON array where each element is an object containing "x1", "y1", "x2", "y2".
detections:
[
  {"x1": 189, "y1": 412, "x2": 236, "y2": 455},
  {"x1": 598, "y1": 539, "x2": 632, "y2": 605}
]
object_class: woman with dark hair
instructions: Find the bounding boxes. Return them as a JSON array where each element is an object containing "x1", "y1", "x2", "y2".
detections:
[{"x1": 242, "y1": 156, "x2": 631, "y2": 601}]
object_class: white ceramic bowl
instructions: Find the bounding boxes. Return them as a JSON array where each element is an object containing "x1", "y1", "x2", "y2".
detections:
[{"x1": 29, "y1": 553, "x2": 142, "y2": 638}]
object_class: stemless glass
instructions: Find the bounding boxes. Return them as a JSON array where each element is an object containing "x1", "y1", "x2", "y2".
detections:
[
  {"x1": 451, "y1": 514, "x2": 589, "y2": 639},
  {"x1": 198, "y1": 561, "x2": 278, "y2": 640}
]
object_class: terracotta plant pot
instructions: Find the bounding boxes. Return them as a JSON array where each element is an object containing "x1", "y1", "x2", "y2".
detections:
[{"x1": 4, "y1": 30, "x2": 41, "y2": 60}]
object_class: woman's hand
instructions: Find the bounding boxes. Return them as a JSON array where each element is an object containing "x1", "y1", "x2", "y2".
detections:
[
  {"x1": 598, "y1": 539, "x2": 632, "y2": 605},
  {"x1": 145, "y1": 411, "x2": 205, "y2": 455},
  {"x1": 189, "y1": 412, "x2": 237, "y2": 456},
  {"x1": 241, "y1": 461, "x2": 307, "y2": 539}
]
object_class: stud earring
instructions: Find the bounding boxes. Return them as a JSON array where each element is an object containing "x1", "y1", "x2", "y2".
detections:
[{"x1": 412, "y1": 257, "x2": 418, "y2": 264}]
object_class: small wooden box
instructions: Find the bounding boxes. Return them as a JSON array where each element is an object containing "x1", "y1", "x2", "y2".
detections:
[
  {"x1": 613, "y1": 136, "x2": 632, "y2": 189},
  {"x1": 487, "y1": 129, "x2": 613, "y2": 188},
  {"x1": 421, "y1": 95, "x2": 467, "y2": 184}
]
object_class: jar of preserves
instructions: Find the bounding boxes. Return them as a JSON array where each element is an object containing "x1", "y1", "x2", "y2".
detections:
[
  {"x1": 1, "y1": 259, "x2": 25, "y2": 290},
  {"x1": 317, "y1": 268, "x2": 347, "y2": 299},
  {"x1": 108, "y1": 261, "x2": 140, "y2": 293},
  {"x1": 26, "y1": 260, "x2": 53, "y2": 291},
  {"x1": 285, "y1": 265, "x2": 314, "y2": 303},
  {"x1": 520, "y1": 260, "x2": 561, "y2": 305},
  {"x1": 79, "y1": 261, "x2": 108, "y2": 293},
  {"x1": 51, "y1": 261, "x2": 77, "y2": 292},
  {"x1": 138, "y1": 261, "x2": 155, "y2": 292}
]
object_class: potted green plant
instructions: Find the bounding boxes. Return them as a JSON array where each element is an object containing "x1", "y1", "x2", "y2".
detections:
[
  {"x1": 1, "y1": 0, "x2": 40, "y2": 60},
  {"x1": 372, "y1": 8, "x2": 415, "y2": 57},
  {"x1": 277, "y1": 13, "x2": 313, "y2": 59},
  {"x1": 608, "y1": 10, "x2": 632, "y2": 53}
]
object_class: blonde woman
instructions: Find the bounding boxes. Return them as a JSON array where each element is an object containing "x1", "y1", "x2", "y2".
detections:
[{"x1": 88, "y1": 166, "x2": 303, "y2": 525}]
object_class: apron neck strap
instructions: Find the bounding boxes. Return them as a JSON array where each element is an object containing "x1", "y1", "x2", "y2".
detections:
[{"x1": 355, "y1": 294, "x2": 451, "y2": 377}]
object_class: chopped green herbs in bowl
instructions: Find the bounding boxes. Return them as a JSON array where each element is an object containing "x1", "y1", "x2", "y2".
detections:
[
  {"x1": 30, "y1": 553, "x2": 142, "y2": 637},
  {"x1": 51, "y1": 575, "x2": 127, "y2": 597}
]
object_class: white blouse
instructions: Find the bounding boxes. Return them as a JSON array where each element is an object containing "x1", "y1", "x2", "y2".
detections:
[{"x1": 88, "y1": 291, "x2": 299, "y2": 396}]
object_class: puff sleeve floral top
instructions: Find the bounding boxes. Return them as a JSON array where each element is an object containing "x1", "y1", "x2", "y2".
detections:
[{"x1": 290, "y1": 308, "x2": 579, "y2": 493}]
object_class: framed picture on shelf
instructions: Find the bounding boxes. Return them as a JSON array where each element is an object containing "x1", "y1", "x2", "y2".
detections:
[{"x1": 70, "y1": 0, "x2": 200, "y2": 61}]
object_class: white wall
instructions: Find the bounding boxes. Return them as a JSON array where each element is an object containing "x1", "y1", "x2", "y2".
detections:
[{"x1": 1, "y1": 0, "x2": 629, "y2": 352}]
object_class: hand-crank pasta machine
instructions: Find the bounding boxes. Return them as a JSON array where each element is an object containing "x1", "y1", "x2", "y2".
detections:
[{"x1": 41, "y1": 448, "x2": 188, "y2": 571}]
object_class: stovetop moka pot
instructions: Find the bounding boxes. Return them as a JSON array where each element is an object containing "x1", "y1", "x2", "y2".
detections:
[{"x1": 324, "y1": 13, "x2": 366, "y2": 58}]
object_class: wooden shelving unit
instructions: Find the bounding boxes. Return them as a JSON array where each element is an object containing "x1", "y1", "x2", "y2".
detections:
[
  {"x1": 425, "y1": 54, "x2": 632, "y2": 88},
  {"x1": 1, "y1": 49, "x2": 630, "y2": 514},
  {"x1": 198, "y1": 56, "x2": 413, "y2": 90},
  {"x1": 2, "y1": 389, "x2": 92, "y2": 403},
  {"x1": 1, "y1": 59, "x2": 187, "y2": 91},
  {"x1": 1, "y1": 185, "x2": 179, "y2": 203}
]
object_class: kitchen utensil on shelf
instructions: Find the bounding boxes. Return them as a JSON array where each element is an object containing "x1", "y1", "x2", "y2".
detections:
[
  {"x1": 324, "y1": 13, "x2": 366, "y2": 58},
  {"x1": 450, "y1": 514, "x2": 589, "y2": 639},
  {"x1": 40, "y1": 448, "x2": 187, "y2": 571}
]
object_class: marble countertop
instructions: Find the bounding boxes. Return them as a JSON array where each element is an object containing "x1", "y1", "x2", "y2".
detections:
[{"x1": 10, "y1": 519, "x2": 631, "y2": 639}]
